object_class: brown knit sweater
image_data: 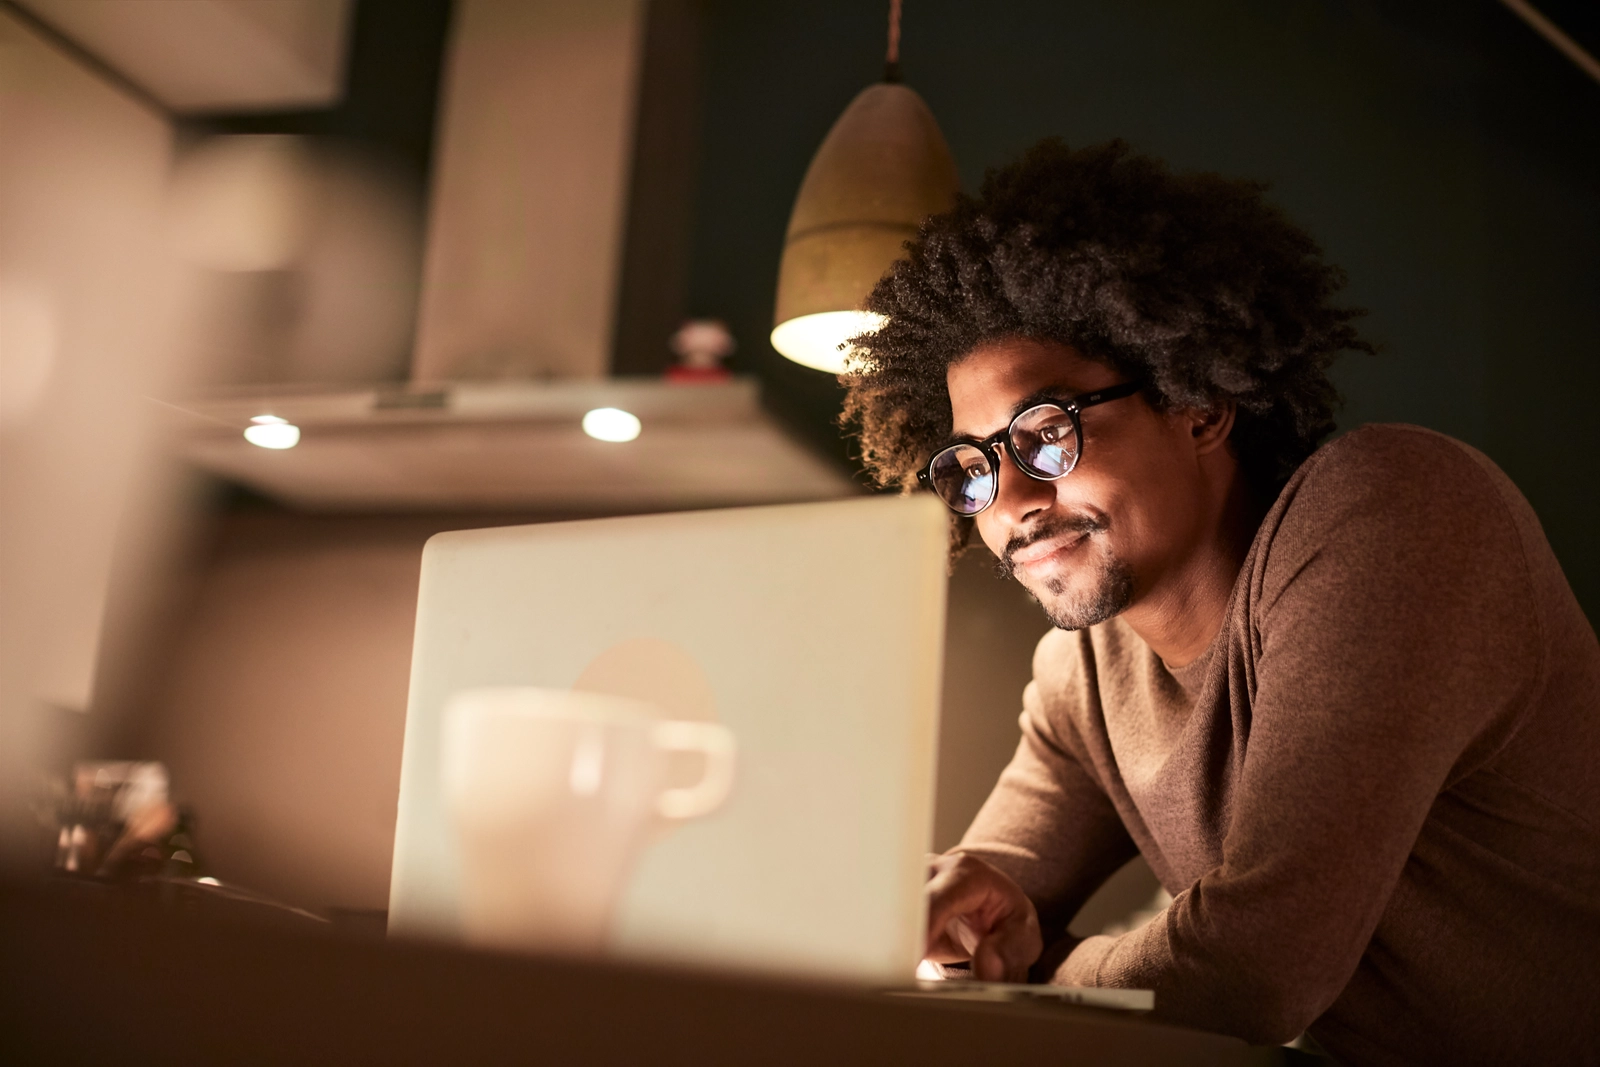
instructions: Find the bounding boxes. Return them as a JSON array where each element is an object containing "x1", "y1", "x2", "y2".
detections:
[{"x1": 959, "y1": 424, "x2": 1600, "y2": 1065}]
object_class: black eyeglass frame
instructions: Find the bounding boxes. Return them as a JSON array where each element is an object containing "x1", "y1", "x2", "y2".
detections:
[{"x1": 916, "y1": 381, "x2": 1142, "y2": 516}]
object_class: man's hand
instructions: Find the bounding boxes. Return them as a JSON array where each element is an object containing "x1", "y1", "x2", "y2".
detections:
[{"x1": 923, "y1": 851, "x2": 1042, "y2": 982}]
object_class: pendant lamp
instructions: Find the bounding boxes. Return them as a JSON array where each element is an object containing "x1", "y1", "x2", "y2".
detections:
[{"x1": 771, "y1": 1, "x2": 959, "y2": 374}]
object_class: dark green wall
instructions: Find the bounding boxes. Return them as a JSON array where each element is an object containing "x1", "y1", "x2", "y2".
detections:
[{"x1": 683, "y1": 0, "x2": 1599, "y2": 622}]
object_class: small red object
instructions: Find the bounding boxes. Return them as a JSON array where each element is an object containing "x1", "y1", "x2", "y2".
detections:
[{"x1": 666, "y1": 319, "x2": 736, "y2": 383}]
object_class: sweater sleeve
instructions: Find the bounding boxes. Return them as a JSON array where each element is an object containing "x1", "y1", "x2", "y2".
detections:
[
  {"x1": 1050, "y1": 428, "x2": 1543, "y2": 1044},
  {"x1": 957, "y1": 631, "x2": 1139, "y2": 938}
]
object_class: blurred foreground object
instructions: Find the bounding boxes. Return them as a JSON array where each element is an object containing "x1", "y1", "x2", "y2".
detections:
[
  {"x1": 0, "y1": 9, "x2": 202, "y2": 867},
  {"x1": 0, "y1": 879, "x2": 1267, "y2": 1065},
  {"x1": 770, "y1": 3, "x2": 958, "y2": 374},
  {"x1": 442, "y1": 688, "x2": 735, "y2": 955}
]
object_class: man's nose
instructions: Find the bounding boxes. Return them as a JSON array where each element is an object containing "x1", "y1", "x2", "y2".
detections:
[{"x1": 989, "y1": 443, "x2": 1055, "y2": 526}]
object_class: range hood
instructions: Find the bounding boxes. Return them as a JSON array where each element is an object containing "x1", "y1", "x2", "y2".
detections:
[
  {"x1": 154, "y1": 1, "x2": 857, "y2": 515},
  {"x1": 167, "y1": 377, "x2": 855, "y2": 513}
]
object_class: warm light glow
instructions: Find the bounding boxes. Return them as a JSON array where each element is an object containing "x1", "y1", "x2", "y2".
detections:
[
  {"x1": 244, "y1": 415, "x2": 300, "y2": 449},
  {"x1": 582, "y1": 407, "x2": 641, "y2": 443},
  {"x1": 770, "y1": 310, "x2": 886, "y2": 373}
]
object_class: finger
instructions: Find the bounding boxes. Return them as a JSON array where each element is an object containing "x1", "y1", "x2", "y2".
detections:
[
  {"x1": 923, "y1": 862, "x2": 1001, "y2": 941},
  {"x1": 924, "y1": 889, "x2": 992, "y2": 959},
  {"x1": 947, "y1": 914, "x2": 981, "y2": 956},
  {"x1": 971, "y1": 938, "x2": 1007, "y2": 982},
  {"x1": 923, "y1": 915, "x2": 962, "y2": 961},
  {"x1": 970, "y1": 912, "x2": 1042, "y2": 982},
  {"x1": 924, "y1": 912, "x2": 984, "y2": 964},
  {"x1": 922, "y1": 932, "x2": 970, "y2": 963},
  {"x1": 923, "y1": 853, "x2": 1031, "y2": 962}
]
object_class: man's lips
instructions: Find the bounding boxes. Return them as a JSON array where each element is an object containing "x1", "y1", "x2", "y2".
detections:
[
  {"x1": 996, "y1": 515, "x2": 1109, "y2": 581},
  {"x1": 1008, "y1": 531, "x2": 1090, "y2": 571}
]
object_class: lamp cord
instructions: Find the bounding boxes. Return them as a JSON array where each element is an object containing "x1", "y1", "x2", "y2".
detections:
[
  {"x1": 885, "y1": 0, "x2": 903, "y2": 82},
  {"x1": 1496, "y1": 0, "x2": 1600, "y2": 85}
]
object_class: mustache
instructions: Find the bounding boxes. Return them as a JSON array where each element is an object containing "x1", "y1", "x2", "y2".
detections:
[{"x1": 995, "y1": 515, "x2": 1109, "y2": 579}]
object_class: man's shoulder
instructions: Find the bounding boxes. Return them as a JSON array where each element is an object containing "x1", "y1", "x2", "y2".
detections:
[
  {"x1": 1256, "y1": 423, "x2": 1554, "y2": 646},
  {"x1": 1274, "y1": 423, "x2": 1519, "y2": 541},
  {"x1": 1296, "y1": 423, "x2": 1495, "y2": 491}
]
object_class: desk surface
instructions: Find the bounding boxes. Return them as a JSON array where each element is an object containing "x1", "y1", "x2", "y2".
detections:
[{"x1": 0, "y1": 880, "x2": 1289, "y2": 1066}]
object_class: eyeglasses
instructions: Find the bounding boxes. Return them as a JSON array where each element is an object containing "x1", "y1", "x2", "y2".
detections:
[{"x1": 917, "y1": 382, "x2": 1141, "y2": 516}]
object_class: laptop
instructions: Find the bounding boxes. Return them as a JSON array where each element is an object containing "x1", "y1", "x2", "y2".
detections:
[{"x1": 387, "y1": 495, "x2": 950, "y2": 984}]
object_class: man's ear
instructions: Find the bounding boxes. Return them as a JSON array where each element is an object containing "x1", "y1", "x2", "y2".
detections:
[{"x1": 1189, "y1": 399, "x2": 1236, "y2": 456}]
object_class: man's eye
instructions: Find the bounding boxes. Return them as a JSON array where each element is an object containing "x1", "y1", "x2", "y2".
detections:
[
  {"x1": 1040, "y1": 425, "x2": 1060, "y2": 444},
  {"x1": 965, "y1": 462, "x2": 990, "y2": 479}
]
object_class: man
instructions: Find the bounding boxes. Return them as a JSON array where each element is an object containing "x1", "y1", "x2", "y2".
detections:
[{"x1": 841, "y1": 140, "x2": 1600, "y2": 1065}]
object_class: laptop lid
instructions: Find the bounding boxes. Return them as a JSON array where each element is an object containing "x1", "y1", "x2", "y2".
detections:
[{"x1": 388, "y1": 495, "x2": 948, "y2": 983}]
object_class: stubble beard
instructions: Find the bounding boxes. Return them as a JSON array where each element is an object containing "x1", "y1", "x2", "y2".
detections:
[{"x1": 996, "y1": 518, "x2": 1136, "y2": 631}]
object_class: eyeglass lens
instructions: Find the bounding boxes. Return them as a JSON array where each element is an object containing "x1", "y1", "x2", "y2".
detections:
[
  {"x1": 928, "y1": 443, "x2": 996, "y2": 515},
  {"x1": 1010, "y1": 404, "x2": 1079, "y2": 478},
  {"x1": 927, "y1": 404, "x2": 1080, "y2": 514}
]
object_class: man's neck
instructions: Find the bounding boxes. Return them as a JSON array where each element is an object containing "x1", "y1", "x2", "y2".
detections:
[{"x1": 1122, "y1": 467, "x2": 1267, "y2": 669}]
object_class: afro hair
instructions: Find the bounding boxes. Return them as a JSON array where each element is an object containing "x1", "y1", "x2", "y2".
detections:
[{"x1": 839, "y1": 138, "x2": 1373, "y2": 551}]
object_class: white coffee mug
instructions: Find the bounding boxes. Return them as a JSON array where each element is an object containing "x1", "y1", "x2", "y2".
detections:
[{"x1": 440, "y1": 687, "x2": 735, "y2": 954}]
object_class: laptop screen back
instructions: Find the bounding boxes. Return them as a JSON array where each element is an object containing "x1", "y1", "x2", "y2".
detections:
[{"x1": 388, "y1": 496, "x2": 948, "y2": 983}]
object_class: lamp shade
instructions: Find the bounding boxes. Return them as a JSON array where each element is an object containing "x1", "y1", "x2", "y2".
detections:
[{"x1": 771, "y1": 83, "x2": 958, "y2": 373}]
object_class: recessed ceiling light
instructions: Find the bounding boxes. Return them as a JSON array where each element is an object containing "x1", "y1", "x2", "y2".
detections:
[
  {"x1": 244, "y1": 414, "x2": 300, "y2": 449},
  {"x1": 582, "y1": 407, "x2": 641, "y2": 443}
]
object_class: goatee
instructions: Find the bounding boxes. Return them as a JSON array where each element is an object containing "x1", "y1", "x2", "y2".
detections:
[{"x1": 997, "y1": 515, "x2": 1134, "y2": 631}]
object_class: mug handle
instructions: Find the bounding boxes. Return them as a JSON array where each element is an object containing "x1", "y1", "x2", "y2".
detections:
[{"x1": 652, "y1": 721, "x2": 736, "y2": 821}]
